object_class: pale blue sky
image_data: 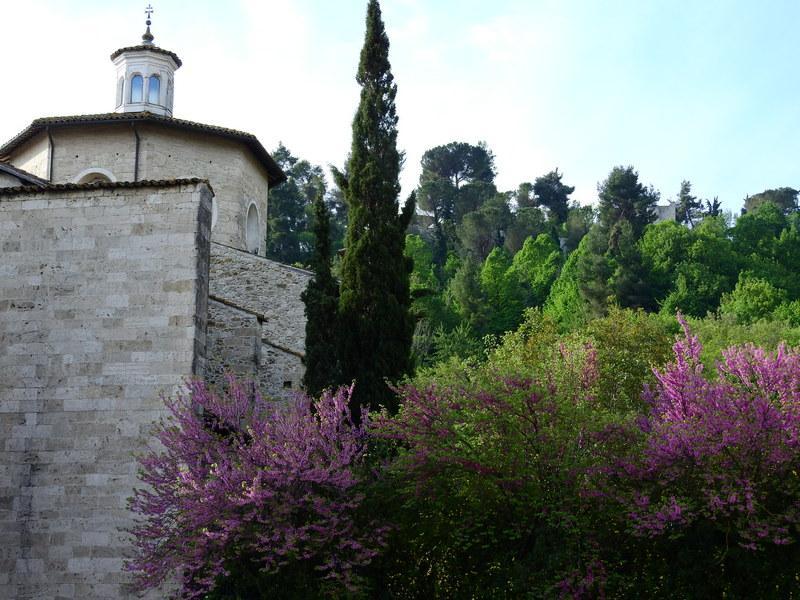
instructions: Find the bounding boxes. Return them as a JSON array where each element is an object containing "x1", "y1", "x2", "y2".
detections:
[{"x1": 2, "y1": 1, "x2": 798, "y2": 212}]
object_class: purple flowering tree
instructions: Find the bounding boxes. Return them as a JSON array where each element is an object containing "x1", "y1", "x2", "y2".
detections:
[
  {"x1": 616, "y1": 315, "x2": 800, "y2": 550},
  {"x1": 127, "y1": 378, "x2": 387, "y2": 599}
]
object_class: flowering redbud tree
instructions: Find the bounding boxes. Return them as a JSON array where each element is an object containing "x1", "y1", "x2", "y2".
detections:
[
  {"x1": 604, "y1": 316, "x2": 800, "y2": 594},
  {"x1": 127, "y1": 378, "x2": 387, "y2": 599},
  {"x1": 630, "y1": 316, "x2": 800, "y2": 545}
]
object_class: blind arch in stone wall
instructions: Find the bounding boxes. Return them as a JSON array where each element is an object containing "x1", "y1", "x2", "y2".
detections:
[{"x1": 245, "y1": 201, "x2": 260, "y2": 254}]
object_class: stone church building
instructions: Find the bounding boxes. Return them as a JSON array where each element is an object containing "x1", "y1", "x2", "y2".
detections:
[{"x1": 0, "y1": 20, "x2": 310, "y2": 599}]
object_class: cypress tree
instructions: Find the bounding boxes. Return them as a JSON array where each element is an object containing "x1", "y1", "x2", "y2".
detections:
[
  {"x1": 333, "y1": 0, "x2": 415, "y2": 419},
  {"x1": 301, "y1": 191, "x2": 341, "y2": 397}
]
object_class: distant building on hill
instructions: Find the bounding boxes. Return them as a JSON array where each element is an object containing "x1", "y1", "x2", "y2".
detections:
[{"x1": 654, "y1": 199, "x2": 678, "y2": 223}]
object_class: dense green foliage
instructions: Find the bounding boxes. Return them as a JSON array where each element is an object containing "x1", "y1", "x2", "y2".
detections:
[
  {"x1": 300, "y1": 193, "x2": 340, "y2": 396},
  {"x1": 297, "y1": 136, "x2": 799, "y2": 384},
  {"x1": 266, "y1": 145, "x2": 346, "y2": 267},
  {"x1": 361, "y1": 309, "x2": 800, "y2": 598},
  {"x1": 334, "y1": 0, "x2": 415, "y2": 418}
]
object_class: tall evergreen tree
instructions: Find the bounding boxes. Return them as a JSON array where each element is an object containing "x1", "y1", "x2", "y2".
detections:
[
  {"x1": 675, "y1": 179, "x2": 702, "y2": 227},
  {"x1": 333, "y1": 0, "x2": 415, "y2": 418},
  {"x1": 266, "y1": 143, "x2": 325, "y2": 266},
  {"x1": 301, "y1": 192, "x2": 340, "y2": 397},
  {"x1": 533, "y1": 169, "x2": 574, "y2": 225},
  {"x1": 577, "y1": 167, "x2": 658, "y2": 314},
  {"x1": 598, "y1": 165, "x2": 658, "y2": 238},
  {"x1": 704, "y1": 197, "x2": 722, "y2": 217},
  {"x1": 416, "y1": 141, "x2": 497, "y2": 267}
]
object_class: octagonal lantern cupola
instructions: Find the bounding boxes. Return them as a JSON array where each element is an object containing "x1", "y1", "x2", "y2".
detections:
[{"x1": 111, "y1": 7, "x2": 182, "y2": 117}]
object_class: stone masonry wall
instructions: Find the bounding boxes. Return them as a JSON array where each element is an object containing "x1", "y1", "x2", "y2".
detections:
[
  {"x1": 5, "y1": 136, "x2": 49, "y2": 180},
  {"x1": 207, "y1": 243, "x2": 310, "y2": 399},
  {"x1": 205, "y1": 299, "x2": 260, "y2": 390},
  {"x1": 0, "y1": 180, "x2": 211, "y2": 599},
  {"x1": 205, "y1": 299, "x2": 305, "y2": 401},
  {"x1": 10, "y1": 124, "x2": 271, "y2": 255}
]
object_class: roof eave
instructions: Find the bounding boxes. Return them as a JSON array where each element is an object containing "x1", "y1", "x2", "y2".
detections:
[{"x1": 0, "y1": 113, "x2": 286, "y2": 187}]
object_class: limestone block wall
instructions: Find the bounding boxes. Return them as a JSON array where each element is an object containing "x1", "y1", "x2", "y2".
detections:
[
  {"x1": 10, "y1": 124, "x2": 271, "y2": 255},
  {"x1": 137, "y1": 125, "x2": 270, "y2": 256},
  {"x1": 205, "y1": 299, "x2": 305, "y2": 401},
  {"x1": 207, "y1": 243, "x2": 310, "y2": 399},
  {"x1": 205, "y1": 299, "x2": 260, "y2": 390},
  {"x1": 49, "y1": 126, "x2": 135, "y2": 183},
  {"x1": 0, "y1": 180, "x2": 211, "y2": 600},
  {"x1": 258, "y1": 341, "x2": 304, "y2": 401},
  {"x1": 5, "y1": 136, "x2": 49, "y2": 180}
]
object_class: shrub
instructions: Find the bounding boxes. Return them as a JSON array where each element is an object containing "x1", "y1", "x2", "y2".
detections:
[
  {"x1": 688, "y1": 313, "x2": 800, "y2": 369},
  {"x1": 719, "y1": 275, "x2": 787, "y2": 324},
  {"x1": 373, "y1": 333, "x2": 621, "y2": 597},
  {"x1": 603, "y1": 318, "x2": 800, "y2": 596},
  {"x1": 128, "y1": 379, "x2": 387, "y2": 599}
]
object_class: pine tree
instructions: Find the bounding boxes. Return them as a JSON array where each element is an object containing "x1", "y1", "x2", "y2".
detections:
[
  {"x1": 333, "y1": 0, "x2": 415, "y2": 419},
  {"x1": 675, "y1": 179, "x2": 702, "y2": 227},
  {"x1": 598, "y1": 165, "x2": 658, "y2": 237},
  {"x1": 301, "y1": 191, "x2": 340, "y2": 397}
]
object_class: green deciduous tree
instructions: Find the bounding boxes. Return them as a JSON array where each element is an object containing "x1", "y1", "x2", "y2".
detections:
[
  {"x1": 660, "y1": 217, "x2": 740, "y2": 317},
  {"x1": 544, "y1": 235, "x2": 591, "y2": 331},
  {"x1": 639, "y1": 220, "x2": 692, "y2": 304},
  {"x1": 732, "y1": 201, "x2": 787, "y2": 257},
  {"x1": 731, "y1": 203, "x2": 800, "y2": 299},
  {"x1": 333, "y1": 0, "x2": 415, "y2": 418},
  {"x1": 480, "y1": 247, "x2": 525, "y2": 335},
  {"x1": 719, "y1": 275, "x2": 788, "y2": 324},
  {"x1": 509, "y1": 233, "x2": 563, "y2": 307}
]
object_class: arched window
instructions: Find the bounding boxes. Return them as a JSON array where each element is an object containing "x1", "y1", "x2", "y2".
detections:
[
  {"x1": 130, "y1": 75, "x2": 143, "y2": 103},
  {"x1": 116, "y1": 78, "x2": 124, "y2": 107},
  {"x1": 148, "y1": 75, "x2": 160, "y2": 104},
  {"x1": 246, "y1": 203, "x2": 260, "y2": 254}
]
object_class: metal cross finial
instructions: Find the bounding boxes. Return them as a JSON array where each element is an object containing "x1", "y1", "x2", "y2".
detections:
[{"x1": 142, "y1": 4, "x2": 155, "y2": 44}]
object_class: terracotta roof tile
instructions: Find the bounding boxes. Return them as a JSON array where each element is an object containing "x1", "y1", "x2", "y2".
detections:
[
  {"x1": 110, "y1": 44, "x2": 182, "y2": 67},
  {"x1": 0, "y1": 177, "x2": 212, "y2": 197},
  {"x1": 0, "y1": 162, "x2": 47, "y2": 187}
]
